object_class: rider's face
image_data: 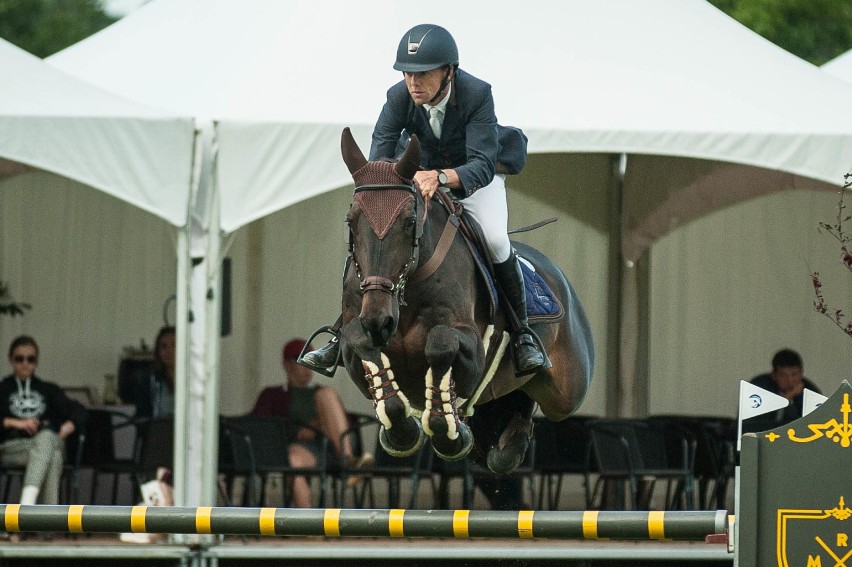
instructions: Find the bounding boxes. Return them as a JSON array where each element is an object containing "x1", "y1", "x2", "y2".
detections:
[{"x1": 404, "y1": 67, "x2": 451, "y2": 106}]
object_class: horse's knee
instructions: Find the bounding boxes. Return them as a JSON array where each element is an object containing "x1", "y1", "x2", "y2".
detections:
[{"x1": 424, "y1": 325, "x2": 459, "y2": 366}]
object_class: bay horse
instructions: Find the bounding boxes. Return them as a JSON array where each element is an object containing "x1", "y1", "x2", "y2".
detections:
[{"x1": 338, "y1": 127, "x2": 594, "y2": 473}]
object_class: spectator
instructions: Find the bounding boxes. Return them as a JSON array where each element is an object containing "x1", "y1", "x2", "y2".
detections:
[
  {"x1": 121, "y1": 326, "x2": 176, "y2": 418},
  {"x1": 748, "y1": 348, "x2": 820, "y2": 429},
  {"x1": 0, "y1": 335, "x2": 87, "y2": 505},
  {"x1": 252, "y1": 338, "x2": 370, "y2": 507}
]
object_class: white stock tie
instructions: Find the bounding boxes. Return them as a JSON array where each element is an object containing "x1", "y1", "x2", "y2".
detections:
[{"x1": 428, "y1": 106, "x2": 443, "y2": 139}]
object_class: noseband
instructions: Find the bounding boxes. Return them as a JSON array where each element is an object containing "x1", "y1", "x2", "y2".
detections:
[{"x1": 349, "y1": 183, "x2": 424, "y2": 305}]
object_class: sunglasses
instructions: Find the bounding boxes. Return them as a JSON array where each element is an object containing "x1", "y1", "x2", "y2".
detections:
[{"x1": 12, "y1": 355, "x2": 37, "y2": 364}]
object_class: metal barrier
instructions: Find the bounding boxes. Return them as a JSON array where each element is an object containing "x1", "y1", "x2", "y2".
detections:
[{"x1": 1, "y1": 505, "x2": 728, "y2": 541}]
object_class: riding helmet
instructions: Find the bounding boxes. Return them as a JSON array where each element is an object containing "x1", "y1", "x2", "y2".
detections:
[{"x1": 393, "y1": 24, "x2": 459, "y2": 72}]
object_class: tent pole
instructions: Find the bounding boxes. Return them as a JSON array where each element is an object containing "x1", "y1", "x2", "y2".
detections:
[
  {"x1": 173, "y1": 226, "x2": 190, "y2": 506},
  {"x1": 606, "y1": 154, "x2": 626, "y2": 417},
  {"x1": 201, "y1": 145, "x2": 222, "y2": 509},
  {"x1": 634, "y1": 250, "x2": 650, "y2": 416}
]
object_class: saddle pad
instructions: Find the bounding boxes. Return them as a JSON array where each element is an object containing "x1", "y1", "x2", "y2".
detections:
[
  {"x1": 519, "y1": 256, "x2": 563, "y2": 319},
  {"x1": 468, "y1": 247, "x2": 562, "y2": 320}
]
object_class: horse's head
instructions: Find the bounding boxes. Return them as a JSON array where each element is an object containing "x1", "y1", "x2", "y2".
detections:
[{"x1": 341, "y1": 127, "x2": 422, "y2": 348}]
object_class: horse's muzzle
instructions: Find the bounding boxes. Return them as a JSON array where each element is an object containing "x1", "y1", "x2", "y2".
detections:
[{"x1": 358, "y1": 288, "x2": 398, "y2": 348}]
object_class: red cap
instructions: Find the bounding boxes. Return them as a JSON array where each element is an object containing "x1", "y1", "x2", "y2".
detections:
[{"x1": 282, "y1": 338, "x2": 310, "y2": 360}]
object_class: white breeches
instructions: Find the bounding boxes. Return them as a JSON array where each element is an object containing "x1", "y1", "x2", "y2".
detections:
[{"x1": 459, "y1": 174, "x2": 511, "y2": 263}]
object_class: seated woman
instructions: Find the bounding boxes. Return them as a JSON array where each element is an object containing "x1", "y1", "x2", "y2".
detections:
[
  {"x1": 120, "y1": 326, "x2": 176, "y2": 418},
  {"x1": 0, "y1": 335, "x2": 87, "y2": 505},
  {"x1": 252, "y1": 338, "x2": 370, "y2": 507}
]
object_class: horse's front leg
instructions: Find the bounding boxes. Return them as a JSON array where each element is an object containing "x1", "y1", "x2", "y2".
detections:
[
  {"x1": 422, "y1": 323, "x2": 482, "y2": 460},
  {"x1": 340, "y1": 318, "x2": 425, "y2": 457}
]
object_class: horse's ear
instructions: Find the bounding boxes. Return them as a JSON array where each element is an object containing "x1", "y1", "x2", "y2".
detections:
[
  {"x1": 341, "y1": 127, "x2": 368, "y2": 174},
  {"x1": 394, "y1": 135, "x2": 420, "y2": 180}
]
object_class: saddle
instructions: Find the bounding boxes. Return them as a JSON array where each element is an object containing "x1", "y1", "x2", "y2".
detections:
[{"x1": 413, "y1": 189, "x2": 563, "y2": 322}]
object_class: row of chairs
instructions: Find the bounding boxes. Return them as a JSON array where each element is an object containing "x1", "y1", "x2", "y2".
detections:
[
  {"x1": 538, "y1": 415, "x2": 736, "y2": 511},
  {"x1": 0, "y1": 410, "x2": 736, "y2": 511},
  {"x1": 429, "y1": 414, "x2": 737, "y2": 512}
]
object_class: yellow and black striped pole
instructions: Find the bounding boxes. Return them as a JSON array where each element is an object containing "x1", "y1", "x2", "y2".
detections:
[{"x1": 0, "y1": 505, "x2": 727, "y2": 541}]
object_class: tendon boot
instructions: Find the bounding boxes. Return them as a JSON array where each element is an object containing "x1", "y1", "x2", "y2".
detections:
[
  {"x1": 493, "y1": 255, "x2": 548, "y2": 376},
  {"x1": 298, "y1": 336, "x2": 341, "y2": 376}
]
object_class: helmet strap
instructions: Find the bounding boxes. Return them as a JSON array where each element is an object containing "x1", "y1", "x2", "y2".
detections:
[{"x1": 428, "y1": 66, "x2": 453, "y2": 105}]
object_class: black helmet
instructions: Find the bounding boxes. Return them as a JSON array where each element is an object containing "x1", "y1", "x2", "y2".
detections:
[{"x1": 393, "y1": 24, "x2": 459, "y2": 72}]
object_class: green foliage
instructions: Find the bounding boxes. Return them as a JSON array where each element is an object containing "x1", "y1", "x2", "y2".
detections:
[
  {"x1": 0, "y1": 281, "x2": 30, "y2": 318},
  {"x1": 709, "y1": 0, "x2": 852, "y2": 65},
  {"x1": 0, "y1": 0, "x2": 116, "y2": 57}
]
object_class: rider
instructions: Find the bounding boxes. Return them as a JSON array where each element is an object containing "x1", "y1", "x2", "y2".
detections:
[{"x1": 300, "y1": 23, "x2": 546, "y2": 377}]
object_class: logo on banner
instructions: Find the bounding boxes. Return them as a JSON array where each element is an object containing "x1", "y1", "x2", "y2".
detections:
[{"x1": 777, "y1": 497, "x2": 852, "y2": 567}]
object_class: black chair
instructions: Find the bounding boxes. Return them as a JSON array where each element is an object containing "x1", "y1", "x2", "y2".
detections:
[
  {"x1": 222, "y1": 414, "x2": 331, "y2": 507},
  {"x1": 646, "y1": 415, "x2": 736, "y2": 510},
  {"x1": 337, "y1": 415, "x2": 433, "y2": 509},
  {"x1": 532, "y1": 415, "x2": 595, "y2": 509},
  {"x1": 588, "y1": 418, "x2": 696, "y2": 510},
  {"x1": 73, "y1": 408, "x2": 138, "y2": 504}
]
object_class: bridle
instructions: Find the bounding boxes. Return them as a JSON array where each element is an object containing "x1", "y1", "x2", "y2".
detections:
[{"x1": 348, "y1": 182, "x2": 424, "y2": 306}]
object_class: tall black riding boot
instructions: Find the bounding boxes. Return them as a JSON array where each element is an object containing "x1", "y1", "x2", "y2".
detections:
[{"x1": 493, "y1": 255, "x2": 547, "y2": 376}]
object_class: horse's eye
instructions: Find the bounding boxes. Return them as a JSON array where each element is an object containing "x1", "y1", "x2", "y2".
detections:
[{"x1": 405, "y1": 215, "x2": 417, "y2": 232}]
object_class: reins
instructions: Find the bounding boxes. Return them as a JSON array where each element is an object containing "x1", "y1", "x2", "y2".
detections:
[{"x1": 408, "y1": 189, "x2": 460, "y2": 284}]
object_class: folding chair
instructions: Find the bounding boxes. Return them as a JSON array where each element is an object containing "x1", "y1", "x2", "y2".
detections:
[
  {"x1": 532, "y1": 415, "x2": 595, "y2": 509},
  {"x1": 588, "y1": 419, "x2": 695, "y2": 510},
  {"x1": 223, "y1": 414, "x2": 331, "y2": 507}
]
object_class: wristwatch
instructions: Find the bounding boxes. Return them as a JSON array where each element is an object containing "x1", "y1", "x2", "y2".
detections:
[{"x1": 436, "y1": 170, "x2": 448, "y2": 186}]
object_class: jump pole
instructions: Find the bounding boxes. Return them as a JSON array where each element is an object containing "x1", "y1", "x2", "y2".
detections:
[{"x1": 1, "y1": 505, "x2": 727, "y2": 541}]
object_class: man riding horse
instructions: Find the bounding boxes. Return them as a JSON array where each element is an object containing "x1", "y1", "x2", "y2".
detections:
[{"x1": 301, "y1": 23, "x2": 547, "y2": 377}]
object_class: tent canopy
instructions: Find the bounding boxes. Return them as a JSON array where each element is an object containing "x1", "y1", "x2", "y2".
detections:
[
  {"x1": 823, "y1": 49, "x2": 852, "y2": 80},
  {"x1": 0, "y1": 38, "x2": 194, "y2": 226},
  {"x1": 49, "y1": 0, "x2": 852, "y2": 244}
]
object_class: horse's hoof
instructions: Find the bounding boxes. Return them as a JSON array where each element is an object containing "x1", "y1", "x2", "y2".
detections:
[
  {"x1": 379, "y1": 416, "x2": 425, "y2": 458},
  {"x1": 432, "y1": 422, "x2": 474, "y2": 462},
  {"x1": 486, "y1": 415, "x2": 533, "y2": 474}
]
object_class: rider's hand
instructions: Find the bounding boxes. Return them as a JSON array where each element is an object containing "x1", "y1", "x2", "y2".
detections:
[{"x1": 414, "y1": 170, "x2": 440, "y2": 201}]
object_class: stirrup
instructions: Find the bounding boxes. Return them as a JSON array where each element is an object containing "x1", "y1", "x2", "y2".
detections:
[
  {"x1": 510, "y1": 326, "x2": 551, "y2": 377},
  {"x1": 297, "y1": 326, "x2": 342, "y2": 377}
]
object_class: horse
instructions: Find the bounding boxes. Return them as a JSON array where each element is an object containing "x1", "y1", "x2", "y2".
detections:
[{"x1": 337, "y1": 127, "x2": 594, "y2": 473}]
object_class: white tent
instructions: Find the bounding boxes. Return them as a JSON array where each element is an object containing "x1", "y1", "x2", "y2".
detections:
[
  {"x1": 0, "y1": 37, "x2": 199, "y2": 509},
  {"x1": 50, "y1": 0, "x2": 852, "y2": 239},
  {"x1": 41, "y1": 0, "x2": 852, "y2": 505},
  {"x1": 823, "y1": 49, "x2": 852, "y2": 81},
  {"x1": 0, "y1": 38, "x2": 193, "y2": 225}
]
